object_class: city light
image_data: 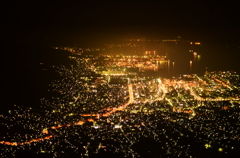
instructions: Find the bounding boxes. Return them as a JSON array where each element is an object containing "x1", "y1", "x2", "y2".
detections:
[{"x1": 1, "y1": 40, "x2": 240, "y2": 157}]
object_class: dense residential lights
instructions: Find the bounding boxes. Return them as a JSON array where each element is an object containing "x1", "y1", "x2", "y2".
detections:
[{"x1": 1, "y1": 39, "x2": 240, "y2": 157}]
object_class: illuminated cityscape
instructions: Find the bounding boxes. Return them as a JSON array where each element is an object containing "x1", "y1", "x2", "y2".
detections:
[
  {"x1": 0, "y1": 40, "x2": 240, "y2": 157},
  {"x1": 1, "y1": 1, "x2": 240, "y2": 157}
]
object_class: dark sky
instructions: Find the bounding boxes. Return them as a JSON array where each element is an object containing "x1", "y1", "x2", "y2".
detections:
[
  {"x1": 0, "y1": 1, "x2": 240, "y2": 74},
  {"x1": 1, "y1": 1, "x2": 240, "y2": 43}
]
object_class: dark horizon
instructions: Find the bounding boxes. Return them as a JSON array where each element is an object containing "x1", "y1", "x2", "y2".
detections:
[{"x1": 1, "y1": 1, "x2": 240, "y2": 44}]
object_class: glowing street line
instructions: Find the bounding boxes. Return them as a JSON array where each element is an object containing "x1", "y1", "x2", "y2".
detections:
[
  {"x1": 1, "y1": 82, "x2": 238, "y2": 146},
  {"x1": 0, "y1": 85, "x2": 134, "y2": 146}
]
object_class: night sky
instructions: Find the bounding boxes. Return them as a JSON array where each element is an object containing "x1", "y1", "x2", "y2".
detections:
[
  {"x1": 1, "y1": 1, "x2": 240, "y2": 75},
  {"x1": 1, "y1": 1, "x2": 240, "y2": 44}
]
